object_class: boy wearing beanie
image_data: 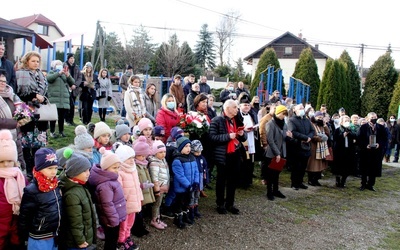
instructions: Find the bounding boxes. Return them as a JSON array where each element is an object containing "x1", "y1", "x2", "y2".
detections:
[
  {"x1": 59, "y1": 150, "x2": 96, "y2": 249},
  {"x1": 88, "y1": 147, "x2": 126, "y2": 250},
  {"x1": 0, "y1": 130, "x2": 26, "y2": 249},
  {"x1": 148, "y1": 140, "x2": 170, "y2": 230},
  {"x1": 171, "y1": 137, "x2": 199, "y2": 229},
  {"x1": 115, "y1": 145, "x2": 142, "y2": 250},
  {"x1": 153, "y1": 125, "x2": 165, "y2": 141},
  {"x1": 92, "y1": 121, "x2": 112, "y2": 165},
  {"x1": 19, "y1": 147, "x2": 62, "y2": 249},
  {"x1": 131, "y1": 136, "x2": 154, "y2": 237},
  {"x1": 112, "y1": 124, "x2": 132, "y2": 151}
]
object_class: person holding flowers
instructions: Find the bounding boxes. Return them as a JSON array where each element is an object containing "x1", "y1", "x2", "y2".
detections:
[{"x1": 0, "y1": 69, "x2": 27, "y2": 171}]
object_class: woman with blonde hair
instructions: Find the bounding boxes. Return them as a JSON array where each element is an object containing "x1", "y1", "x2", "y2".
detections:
[
  {"x1": 144, "y1": 83, "x2": 158, "y2": 124},
  {"x1": 16, "y1": 51, "x2": 48, "y2": 180},
  {"x1": 124, "y1": 75, "x2": 146, "y2": 127},
  {"x1": 80, "y1": 62, "x2": 97, "y2": 125},
  {"x1": 155, "y1": 93, "x2": 179, "y2": 143}
]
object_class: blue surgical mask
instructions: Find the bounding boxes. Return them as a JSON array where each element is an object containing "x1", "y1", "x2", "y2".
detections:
[
  {"x1": 166, "y1": 101, "x2": 176, "y2": 110},
  {"x1": 228, "y1": 87, "x2": 234, "y2": 91},
  {"x1": 55, "y1": 65, "x2": 63, "y2": 72},
  {"x1": 297, "y1": 110, "x2": 305, "y2": 117}
]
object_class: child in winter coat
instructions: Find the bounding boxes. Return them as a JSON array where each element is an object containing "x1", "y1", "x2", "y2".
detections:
[
  {"x1": 0, "y1": 130, "x2": 26, "y2": 249},
  {"x1": 115, "y1": 145, "x2": 142, "y2": 250},
  {"x1": 148, "y1": 140, "x2": 170, "y2": 230},
  {"x1": 88, "y1": 147, "x2": 127, "y2": 250},
  {"x1": 92, "y1": 121, "x2": 113, "y2": 165},
  {"x1": 112, "y1": 123, "x2": 132, "y2": 151},
  {"x1": 171, "y1": 137, "x2": 199, "y2": 229},
  {"x1": 135, "y1": 117, "x2": 154, "y2": 147},
  {"x1": 19, "y1": 148, "x2": 62, "y2": 250},
  {"x1": 190, "y1": 140, "x2": 208, "y2": 219},
  {"x1": 59, "y1": 149, "x2": 96, "y2": 249},
  {"x1": 131, "y1": 136, "x2": 155, "y2": 237}
]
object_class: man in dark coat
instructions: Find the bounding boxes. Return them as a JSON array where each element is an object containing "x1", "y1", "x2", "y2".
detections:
[
  {"x1": 0, "y1": 43, "x2": 16, "y2": 93},
  {"x1": 287, "y1": 104, "x2": 315, "y2": 190},
  {"x1": 357, "y1": 112, "x2": 388, "y2": 191},
  {"x1": 209, "y1": 99, "x2": 246, "y2": 215}
]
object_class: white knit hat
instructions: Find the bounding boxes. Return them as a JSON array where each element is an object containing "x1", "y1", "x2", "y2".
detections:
[
  {"x1": 94, "y1": 122, "x2": 112, "y2": 139},
  {"x1": 115, "y1": 145, "x2": 135, "y2": 163}
]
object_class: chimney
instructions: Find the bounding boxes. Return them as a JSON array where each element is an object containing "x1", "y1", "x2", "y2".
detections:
[
  {"x1": 298, "y1": 32, "x2": 303, "y2": 39},
  {"x1": 315, "y1": 44, "x2": 319, "y2": 50}
]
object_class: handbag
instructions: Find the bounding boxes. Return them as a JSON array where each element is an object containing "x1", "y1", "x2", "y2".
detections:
[
  {"x1": 35, "y1": 97, "x2": 58, "y2": 121},
  {"x1": 325, "y1": 147, "x2": 334, "y2": 161}
]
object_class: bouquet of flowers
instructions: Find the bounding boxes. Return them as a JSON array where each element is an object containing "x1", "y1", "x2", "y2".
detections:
[
  {"x1": 179, "y1": 111, "x2": 210, "y2": 137},
  {"x1": 13, "y1": 102, "x2": 34, "y2": 125}
]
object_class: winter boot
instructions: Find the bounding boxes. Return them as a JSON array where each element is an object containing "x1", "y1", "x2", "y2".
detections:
[
  {"x1": 340, "y1": 176, "x2": 347, "y2": 188},
  {"x1": 188, "y1": 207, "x2": 195, "y2": 222},
  {"x1": 182, "y1": 209, "x2": 194, "y2": 225},
  {"x1": 335, "y1": 176, "x2": 341, "y2": 187},
  {"x1": 173, "y1": 212, "x2": 186, "y2": 229},
  {"x1": 194, "y1": 205, "x2": 202, "y2": 219},
  {"x1": 131, "y1": 212, "x2": 149, "y2": 237}
]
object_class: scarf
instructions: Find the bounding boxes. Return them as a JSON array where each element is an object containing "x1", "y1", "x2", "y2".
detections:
[
  {"x1": 33, "y1": 168, "x2": 58, "y2": 192},
  {"x1": 94, "y1": 139, "x2": 112, "y2": 150},
  {"x1": 169, "y1": 84, "x2": 185, "y2": 106},
  {"x1": 70, "y1": 177, "x2": 87, "y2": 185},
  {"x1": 273, "y1": 115, "x2": 285, "y2": 129},
  {"x1": 313, "y1": 124, "x2": 330, "y2": 160},
  {"x1": 135, "y1": 158, "x2": 148, "y2": 166},
  {"x1": 225, "y1": 116, "x2": 240, "y2": 154},
  {"x1": 120, "y1": 162, "x2": 137, "y2": 173},
  {"x1": 17, "y1": 69, "x2": 47, "y2": 97},
  {"x1": 0, "y1": 167, "x2": 26, "y2": 215}
]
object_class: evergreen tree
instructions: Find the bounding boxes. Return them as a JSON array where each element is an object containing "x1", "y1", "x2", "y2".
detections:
[
  {"x1": 103, "y1": 32, "x2": 125, "y2": 73},
  {"x1": 387, "y1": 76, "x2": 400, "y2": 118},
  {"x1": 194, "y1": 24, "x2": 216, "y2": 73},
  {"x1": 339, "y1": 51, "x2": 361, "y2": 115},
  {"x1": 317, "y1": 58, "x2": 333, "y2": 108},
  {"x1": 324, "y1": 59, "x2": 346, "y2": 115},
  {"x1": 292, "y1": 47, "x2": 320, "y2": 107},
  {"x1": 249, "y1": 48, "x2": 281, "y2": 97},
  {"x1": 361, "y1": 52, "x2": 398, "y2": 118}
]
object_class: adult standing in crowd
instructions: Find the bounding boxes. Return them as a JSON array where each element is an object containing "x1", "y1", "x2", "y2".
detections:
[
  {"x1": 287, "y1": 104, "x2": 315, "y2": 190},
  {"x1": 269, "y1": 90, "x2": 281, "y2": 104},
  {"x1": 206, "y1": 94, "x2": 217, "y2": 120},
  {"x1": 332, "y1": 115, "x2": 357, "y2": 188},
  {"x1": 0, "y1": 43, "x2": 16, "y2": 93},
  {"x1": 357, "y1": 112, "x2": 387, "y2": 191},
  {"x1": 385, "y1": 115, "x2": 397, "y2": 162},
  {"x1": 306, "y1": 111, "x2": 330, "y2": 186},
  {"x1": 393, "y1": 118, "x2": 400, "y2": 163},
  {"x1": 186, "y1": 83, "x2": 200, "y2": 112},
  {"x1": 199, "y1": 75, "x2": 211, "y2": 94},
  {"x1": 124, "y1": 75, "x2": 146, "y2": 127},
  {"x1": 259, "y1": 102, "x2": 276, "y2": 182},
  {"x1": 209, "y1": 99, "x2": 246, "y2": 215},
  {"x1": 144, "y1": 83, "x2": 158, "y2": 124},
  {"x1": 235, "y1": 81, "x2": 249, "y2": 97},
  {"x1": 183, "y1": 73, "x2": 195, "y2": 98},
  {"x1": 219, "y1": 82, "x2": 237, "y2": 104},
  {"x1": 156, "y1": 93, "x2": 180, "y2": 143},
  {"x1": 80, "y1": 62, "x2": 97, "y2": 125},
  {"x1": 169, "y1": 74, "x2": 185, "y2": 112},
  {"x1": 119, "y1": 64, "x2": 133, "y2": 118},
  {"x1": 16, "y1": 51, "x2": 49, "y2": 180},
  {"x1": 96, "y1": 68, "x2": 113, "y2": 122},
  {"x1": 64, "y1": 53, "x2": 82, "y2": 126},
  {"x1": 0, "y1": 69, "x2": 26, "y2": 171},
  {"x1": 47, "y1": 60, "x2": 75, "y2": 138}
]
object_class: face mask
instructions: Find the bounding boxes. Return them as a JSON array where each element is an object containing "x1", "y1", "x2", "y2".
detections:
[
  {"x1": 297, "y1": 110, "x2": 305, "y2": 117},
  {"x1": 343, "y1": 122, "x2": 350, "y2": 128},
  {"x1": 166, "y1": 101, "x2": 176, "y2": 110},
  {"x1": 308, "y1": 112, "x2": 315, "y2": 117},
  {"x1": 228, "y1": 87, "x2": 234, "y2": 91},
  {"x1": 390, "y1": 118, "x2": 396, "y2": 122},
  {"x1": 334, "y1": 118, "x2": 340, "y2": 124},
  {"x1": 370, "y1": 118, "x2": 377, "y2": 124},
  {"x1": 316, "y1": 119, "x2": 324, "y2": 126},
  {"x1": 55, "y1": 65, "x2": 63, "y2": 72}
]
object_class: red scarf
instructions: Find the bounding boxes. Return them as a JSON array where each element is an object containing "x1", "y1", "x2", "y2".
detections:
[
  {"x1": 71, "y1": 177, "x2": 87, "y2": 185},
  {"x1": 33, "y1": 168, "x2": 58, "y2": 192},
  {"x1": 225, "y1": 117, "x2": 240, "y2": 154},
  {"x1": 94, "y1": 139, "x2": 112, "y2": 150}
]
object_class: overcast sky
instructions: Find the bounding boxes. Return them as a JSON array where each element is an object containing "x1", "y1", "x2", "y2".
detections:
[{"x1": 4, "y1": 0, "x2": 399, "y2": 73}]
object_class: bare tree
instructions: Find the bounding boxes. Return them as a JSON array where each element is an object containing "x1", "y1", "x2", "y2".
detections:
[{"x1": 215, "y1": 11, "x2": 240, "y2": 67}]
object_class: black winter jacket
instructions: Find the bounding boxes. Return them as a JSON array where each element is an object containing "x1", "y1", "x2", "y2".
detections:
[
  {"x1": 18, "y1": 179, "x2": 62, "y2": 241},
  {"x1": 287, "y1": 115, "x2": 315, "y2": 157},
  {"x1": 209, "y1": 114, "x2": 247, "y2": 165}
]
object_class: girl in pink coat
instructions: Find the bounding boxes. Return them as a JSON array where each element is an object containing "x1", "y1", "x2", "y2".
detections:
[{"x1": 115, "y1": 145, "x2": 143, "y2": 250}]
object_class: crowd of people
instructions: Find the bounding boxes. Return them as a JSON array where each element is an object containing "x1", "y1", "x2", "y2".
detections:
[{"x1": 0, "y1": 44, "x2": 397, "y2": 250}]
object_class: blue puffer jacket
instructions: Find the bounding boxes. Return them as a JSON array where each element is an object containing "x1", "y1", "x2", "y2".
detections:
[
  {"x1": 172, "y1": 153, "x2": 199, "y2": 193},
  {"x1": 18, "y1": 179, "x2": 62, "y2": 241}
]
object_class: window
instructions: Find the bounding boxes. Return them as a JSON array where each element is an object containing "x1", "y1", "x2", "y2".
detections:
[
  {"x1": 37, "y1": 24, "x2": 49, "y2": 36},
  {"x1": 284, "y1": 47, "x2": 293, "y2": 55}
]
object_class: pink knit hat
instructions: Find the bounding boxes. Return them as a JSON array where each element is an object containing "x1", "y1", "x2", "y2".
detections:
[
  {"x1": 133, "y1": 136, "x2": 151, "y2": 157},
  {"x1": 0, "y1": 130, "x2": 17, "y2": 163},
  {"x1": 137, "y1": 118, "x2": 153, "y2": 133},
  {"x1": 99, "y1": 147, "x2": 121, "y2": 170},
  {"x1": 152, "y1": 140, "x2": 166, "y2": 155}
]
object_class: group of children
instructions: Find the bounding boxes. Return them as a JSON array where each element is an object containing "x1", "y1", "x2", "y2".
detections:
[{"x1": 0, "y1": 117, "x2": 209, "y2": 250}]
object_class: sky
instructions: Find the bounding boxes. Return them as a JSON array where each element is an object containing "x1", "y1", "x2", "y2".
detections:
[{"x1": 3, "y1": 0, "x2": 400, "y2": 74}]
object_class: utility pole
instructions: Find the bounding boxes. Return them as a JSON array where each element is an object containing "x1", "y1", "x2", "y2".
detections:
[
  {"x1": 91, "y1": 21, "x2": 99, "y2": 68},
  {"x1": 359, "y1": 43, "x2": 364, "y2": 92}
]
